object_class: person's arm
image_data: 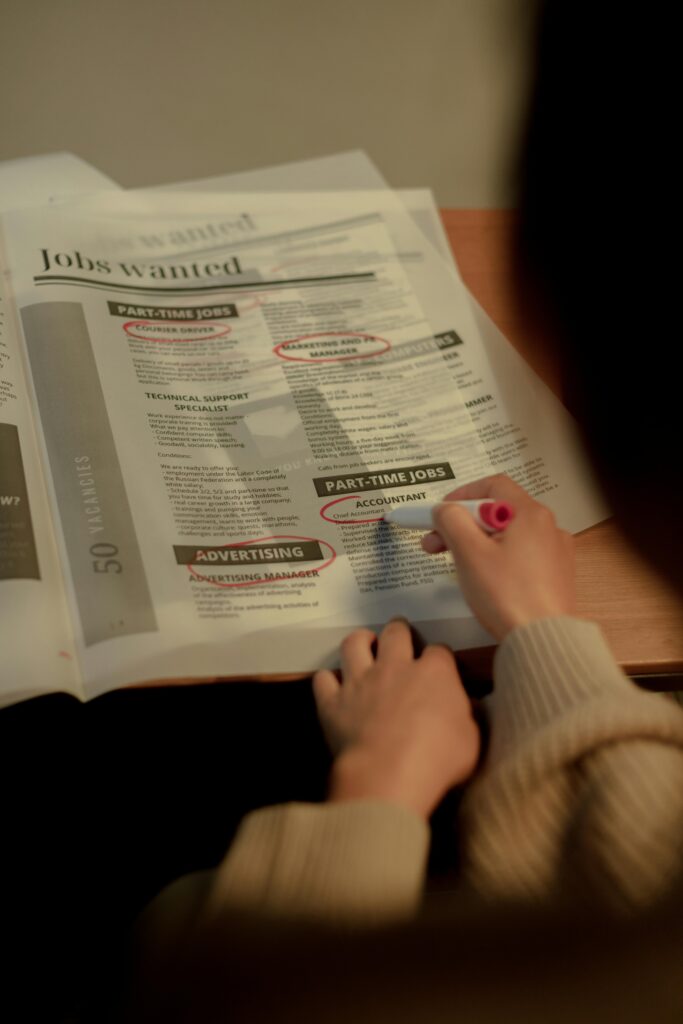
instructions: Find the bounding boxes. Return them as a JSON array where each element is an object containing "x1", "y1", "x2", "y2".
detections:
[
  {"x1": 205, "y1": 621, "x2": 480, "y2": 925},
  {"x1": 424, "y1": 475, "x2": 683, "y2": 910},
  {"x1": 464, "y1": 615, "x2": 683, "y2": 908}
]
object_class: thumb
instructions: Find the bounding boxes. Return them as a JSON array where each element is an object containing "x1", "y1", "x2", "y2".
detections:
[{"x1": 432, "y1": 502, "x2": 490, "y2": 564}]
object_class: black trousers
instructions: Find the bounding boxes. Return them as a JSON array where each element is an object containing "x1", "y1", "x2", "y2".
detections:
[{"x1": 0, "y1": 679, "x2": 331, "y2": 1018}]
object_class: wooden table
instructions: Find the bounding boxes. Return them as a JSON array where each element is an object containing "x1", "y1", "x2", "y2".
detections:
[{"x1": 442, "y1": 210, "x2": 683, "y2": 684}]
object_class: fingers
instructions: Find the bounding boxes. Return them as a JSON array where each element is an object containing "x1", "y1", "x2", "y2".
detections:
[
  {"x1": 312, "y1": 669, "x2": 340, "y2": 709},
  {"x1": 335, "y1": 621, "x2": 418, "y2": 683},
  {"x1": 432, "y1": 501, "x2": 490, "y2": 562},
  {"x1": 340, "y1": 628, "x2": 376, "y2": 679},
  {"x1": 420, "y1": 643, "x2": 459, "y2": 674},
  {"x1": 425, "y1": 475, "x2": 557, "y2": 560},
  {"x1": 420, "y1": 646, "x2": 472, "y2": 704},
  {"x1": 376, "y1": 618, "x2": 414, "y2": 663},
  {"x1": 422, "y1": 486, "x2": 507, "y2": 558},
  {"x1": 421, "y1": 530, "x2": 447, "y2": 554}
]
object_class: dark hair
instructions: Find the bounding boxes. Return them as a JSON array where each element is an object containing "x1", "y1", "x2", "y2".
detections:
[{"x1": 514, "y1": 4, "x2": 682, "y2": 591}]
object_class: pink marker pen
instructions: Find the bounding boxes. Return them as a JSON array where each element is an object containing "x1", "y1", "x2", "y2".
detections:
[{"x1": 383, "y1": 499, "x2": 514, "y2": 534}]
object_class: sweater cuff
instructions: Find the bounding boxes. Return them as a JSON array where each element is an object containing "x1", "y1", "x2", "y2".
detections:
[
  {"x1": 207, "y1": 801, "x2": 429, "y2": 925},
  {"x1": 489, "y1": 617, "x2": 634, "y2": 761}
]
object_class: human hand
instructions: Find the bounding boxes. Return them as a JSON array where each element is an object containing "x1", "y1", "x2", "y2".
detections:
[
  {"x1": 313, "y1": 620, "x2": 480, "y2": 820},
  {"x1": 421, "y1": 474, "x2": 576, "y2": 641}
]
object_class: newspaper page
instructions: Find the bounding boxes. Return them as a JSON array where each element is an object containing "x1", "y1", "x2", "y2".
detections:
[
  {"x1": 163, "y1": 155, "x2": 607, "y2": 531},
  {"x1": 3, "y1": 189, "x2": 606, "y2": 698},
  {"x1": 0, "y1": 153, "x2": 117, "y2": 707},
  {"x1": 158, "y1": 149, "x2": 391, "y2": 197}
]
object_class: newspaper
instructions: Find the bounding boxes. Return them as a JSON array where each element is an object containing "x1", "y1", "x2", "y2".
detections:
[{"x1": 0, "y1": 163, "x2": 607, "y2": 706}]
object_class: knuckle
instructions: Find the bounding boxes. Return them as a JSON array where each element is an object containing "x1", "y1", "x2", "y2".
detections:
[{"x1": 424, "y1": 643, "x2": 456, "y2": 665}]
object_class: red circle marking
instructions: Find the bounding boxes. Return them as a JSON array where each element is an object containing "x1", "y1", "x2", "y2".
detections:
[
  {"x1": 319, "y1": 495, "x2": 384, "y2": 525},
  {"x1": 123, "y1": 319, "x2": 232, "y2": 343},
  {"x1": 187, "y1": 533, "x2": 337, "y2": 588},
  {"x1": 273, "y1": 331, "x2": 392, "y2": 364}
]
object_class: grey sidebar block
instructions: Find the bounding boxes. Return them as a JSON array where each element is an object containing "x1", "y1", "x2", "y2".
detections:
[{"x1": 21, "y1": 301, "x2": 158, "y2": 646}]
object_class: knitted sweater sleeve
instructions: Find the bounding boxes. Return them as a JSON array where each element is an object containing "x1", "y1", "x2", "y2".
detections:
[
  {"x1": 206, "y1": 800, "x2": 429, "y2": 925},
  {"x1": 462, "y1": 617, "x2": 683, "y2": 910}
]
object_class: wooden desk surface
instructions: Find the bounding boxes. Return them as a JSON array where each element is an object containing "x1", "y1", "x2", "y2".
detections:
[{"x1": 442, "y1": 210, "x2": 683, "y2": 680}]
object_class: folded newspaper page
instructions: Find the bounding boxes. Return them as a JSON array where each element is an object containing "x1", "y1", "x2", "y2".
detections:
[
  {"x1": 1, "y1": 183, "x2": 607, "y2": 703},
  {"x1": 0, "y1": 153, "x2": 118, "y2": 706}
]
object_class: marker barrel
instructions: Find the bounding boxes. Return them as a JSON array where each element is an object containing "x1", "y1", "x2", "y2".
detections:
[{"x1": 384, "y1": 500, "x2": 514, "y2": 534}]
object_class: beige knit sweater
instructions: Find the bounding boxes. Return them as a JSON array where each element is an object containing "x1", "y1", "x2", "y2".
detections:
[{"x1": 205, "y1": 617, "x2": 683, "y2": 924}]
